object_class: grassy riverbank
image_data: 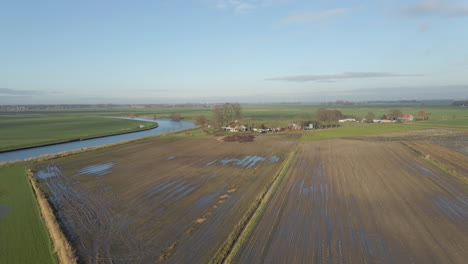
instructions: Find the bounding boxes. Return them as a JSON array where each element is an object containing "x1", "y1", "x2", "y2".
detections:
[{"x1": 0, "y1": 116, "x2": 156, "y2": 152}]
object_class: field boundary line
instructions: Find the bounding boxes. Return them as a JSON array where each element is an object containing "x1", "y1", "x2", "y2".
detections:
[
  {"x1": 399, "y1": 142, "x2": 467, "y2": 185},
  {"x1": 27, "y1": 170, "x2": 78, "y2": 264},
  {"x1": 209, "y1": 147, "x2": 298, "y2": 264}
]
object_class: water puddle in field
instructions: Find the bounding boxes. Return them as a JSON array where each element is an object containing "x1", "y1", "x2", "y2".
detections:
[
  {"x1": 206, "y1": 155, "x2": 280, "y2": 169},
  {"x1": 36, "y1": 164, "x2": 62, "y2": 179},
  {"x1": 195, "y1": 186, "x2": 227, "y2": 207},
  {"x1": 166, "y1": 156, "x2": 176, "y2": 160},
  {"x1": 172, "y1": 185, "x2": 199, "y2": 202},
  {"x1": 431, "y1": 196, "x2": 468, "y2": 221},
  {"x1": 205, "y1": 160, "x2": 218, "y2": 167},
  {"x1": 0, "y1": 205, "x2": 10, "y2": 218},
  {"x1": 77, "y1": 162, "x2": 117, "y2": 177},
  {"x1": 147, "y1": 178, "x2": 183, "y2": 197},
  {"x1": 268, "y1": 155, "x2": 280, "y2": 163}
]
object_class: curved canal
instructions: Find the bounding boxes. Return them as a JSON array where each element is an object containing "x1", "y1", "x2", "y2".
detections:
[{"x1": 0, "y1": 117, "x2": 195, "y2": 163}]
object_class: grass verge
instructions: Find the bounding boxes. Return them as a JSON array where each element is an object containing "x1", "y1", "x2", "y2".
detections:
[
  {"x1": 209, "y1": 148, "x2": 297, "y2": 264},
  {"x1": 27, "y1": 170, "x2": 77, "y2": 264},
  {"x1": 300, "y1": 123, "x2": 421, "y2": 141},
  {"x1": 0, "y1": 166, "x2": 58, "y2": 264}
]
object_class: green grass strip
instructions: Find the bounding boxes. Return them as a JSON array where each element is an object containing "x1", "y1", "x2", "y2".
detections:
[{"x1": 0, "y1": 166, "x2": 58, "y2": 264}]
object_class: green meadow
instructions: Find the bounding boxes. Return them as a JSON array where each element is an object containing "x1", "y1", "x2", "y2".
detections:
[{"x1": 0, "y1": 116, "x2": 156, "y2": 152}]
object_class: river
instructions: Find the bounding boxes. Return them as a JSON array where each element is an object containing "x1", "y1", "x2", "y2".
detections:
[{"x1": 0, "y1": 117, "x2": 195, "y2": 163}]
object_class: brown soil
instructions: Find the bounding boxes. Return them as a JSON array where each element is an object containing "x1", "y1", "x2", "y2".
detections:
[
  {"x1": 222, "y1": 134, "x2": 255, "y2": 143},
  {"x1": 195, "y1": 218, "x2": 206, "y2": 224},
  {"x1": 236, "y1": 139, "x2": 468, "y2": 264},
  {"x1": 35, "y1": 135, "x2": 295, "y2": 263}
]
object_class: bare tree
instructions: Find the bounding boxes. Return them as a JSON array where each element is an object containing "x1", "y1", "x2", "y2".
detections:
[
  {"x1": 316, "y1": 108, "x2": 343, "y2": 122},
  {"x1": 365, "y1": 112, "x2": 375, "y2": 123},
  {"x1": 417, "y1": 110, "x2": 431, "y2": 120},
  {"x1": 212, "y1": 103, "x2": 242, "y2": 129},
  {"x1": 387, "y1": 109, "x2": 402, "y2": 120},
  {"x1": 194, "y1": 115, "x2": 208, "y2": 127},
  {"x1": 170, "y1": 113, "x2": 181, "y2": 121}
]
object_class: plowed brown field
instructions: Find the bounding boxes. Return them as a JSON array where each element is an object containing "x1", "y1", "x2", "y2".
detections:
[
  {"x1": 35, "y1": 135, "x2": 296, "y2": 263},
  {"x1": 235, "y1": 139, "x2": 468, "y2": 264}
]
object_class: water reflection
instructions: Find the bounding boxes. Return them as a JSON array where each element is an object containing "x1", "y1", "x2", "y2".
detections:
[{"x1": 0, "y1": 117, "x2": 195, "y2": 162}]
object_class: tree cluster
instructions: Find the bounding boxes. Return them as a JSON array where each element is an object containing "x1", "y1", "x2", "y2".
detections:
[
  {"x1": 194, "y1": 115, "x2": 208, "y2": 126},
  {"x1": 387, "y1": 109, "x2": 402, "y2": 120},
  {"x1": 212, "y1": 103, "x2": 242, "y2": 129},
  {"x1": 417, "y1": 110, "x2": 431, "y2": 120},
  {"x1": 452, "y1": 101, "x2": 468, "y2": 106},
  {"x1": 365, "y1": 112, "x2": 376, "y2": 123},
  {"x1": 170, "y1": 113, "x2": 181, "y2": 121},
  {"x1": 315, "y1": 108, "x2": 344, "y2": 123}
]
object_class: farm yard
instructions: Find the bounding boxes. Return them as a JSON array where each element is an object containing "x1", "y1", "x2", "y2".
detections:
[
  {"x1": 234, "y1": 136, "x2": 468, "y2": 264},
  {"x1": 33, "y1": 135, "x2": 297, "y2": 263}
]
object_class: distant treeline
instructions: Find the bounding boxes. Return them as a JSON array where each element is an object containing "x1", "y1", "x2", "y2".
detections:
[
  {"x1": 0, "y1": 103, "x2": 212, "y2": 111},
  {"x1": 452, "y1": 101, "x2": 468, "y2": 106}
]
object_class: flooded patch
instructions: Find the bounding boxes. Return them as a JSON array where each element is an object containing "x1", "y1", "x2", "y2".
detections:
[
  {"x1": 268, "y1": 155, "x2": 280, "y2": 163},
  {"x1": 37, "y1": 164, "x2": 62, "y2": 179},
  {"x1": 237, "y1": 156, "x2": 266, "y2": 168},
  {"x1": 195, "y1": 187, "x2": 226, "y2": 207},
  {"x1": 208, "y1": 155, "x2": 280, "y2": 169},
  {"x1": 148, "y1": 178, "x2": 183, "y2": 197},
  {"x1": 205, "y1": 160, "x2": 218, "y2": 167},
  {"x1": 77, "y1": 162, "x2": 117, "y2": 177},
  {"x1": 166, "y1": 156, "x2": 176, "y2": 160},
  {"x1": 0, "y1": 205, "x2": 10, "y2": 218},
  {"x1": 431, "y1": 196, "x2": 468, "y2": 221}
]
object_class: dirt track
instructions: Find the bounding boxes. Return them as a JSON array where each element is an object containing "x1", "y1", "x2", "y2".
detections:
[{"x1": 236, "y1": 139, "x2": 468, "y2": 263}]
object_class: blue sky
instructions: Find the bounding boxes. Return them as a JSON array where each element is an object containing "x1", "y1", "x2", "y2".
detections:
[{"x1": 1, "y1": 0, "x2": 467, "y2": 104}]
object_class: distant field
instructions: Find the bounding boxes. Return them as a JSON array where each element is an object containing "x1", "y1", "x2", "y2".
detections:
[
  {"x1": 0, "y1": 116, "x2": 156, "y2": 152},
  {"x1": 417, "y1": 118, "x2": 468, "y2": 127},
  {"x1": 0, "y1": 166, "x2": 58, "y2": 264},
  {"x1": 2, "y1": 102, "x2": 466, "y2": 123},
  {"x1": 300, "y1": 123, "x2": 421, "y2": 141}
]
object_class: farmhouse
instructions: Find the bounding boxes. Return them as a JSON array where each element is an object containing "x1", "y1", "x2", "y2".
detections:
[
  {"x1": 398, "y1": 114, "x2": 414, "y2": 122},
  {"x1": 288, "y1": 123, "x2": 302, "y2": 130},
  {"x1": 338, "y1": 118, "x2": 356, "y2": 123},
  {"x1": 221, "y1": 122, "x2": 247, "y2": 132}
]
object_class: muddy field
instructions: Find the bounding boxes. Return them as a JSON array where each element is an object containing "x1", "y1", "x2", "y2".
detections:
[
  {"x1": 235, "y1": 139, "x2": 468, "y2": 264},
  {"x1": 35, "y1": 135, "x2": 296, "y2": 263}
]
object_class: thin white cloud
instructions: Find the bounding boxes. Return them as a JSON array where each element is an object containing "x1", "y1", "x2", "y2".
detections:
[
  {"x1": 214, "y1": 0, "x2": 290, "y2": 14},
  {"x1": 278, "y1": 8, "x2": 349, "y2": 25},
  {"x1": 0, "y1": 88, "x2": 44, "y2": 95},
  {"x1": 215, "y1": 0, "x2": 257, "y2": 13},
  {"x1": 266, "y1": 72, "x2": 422, "y2": 82},
  {"x1": 401, "y1": 0, "x2": 468, "y2": 18}
]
